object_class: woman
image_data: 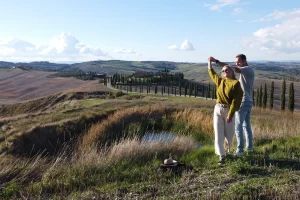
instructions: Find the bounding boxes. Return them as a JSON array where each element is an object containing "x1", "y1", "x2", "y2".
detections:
[{"x1": 207, "y1": 57, "x2": 243, "y2": 165}]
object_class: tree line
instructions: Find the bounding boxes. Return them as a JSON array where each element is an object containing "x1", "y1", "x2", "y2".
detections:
[
  {"x1": 109, "y1": 69, "x2": 217, "y2": 99},
  {"x1": 109, "y1": 70, "x2": 295, "y2": 112},
  {"x1": 254, "y1": 79, "x2": 295, "y2": 112},
  {"x1": 53, "y1": 70, "x2": 105, "y2": 80}
]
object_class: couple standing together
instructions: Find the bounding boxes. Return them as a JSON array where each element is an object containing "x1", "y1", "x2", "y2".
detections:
[{"x1": 208, "y1": 54, "x2": 255, "y2": 165}]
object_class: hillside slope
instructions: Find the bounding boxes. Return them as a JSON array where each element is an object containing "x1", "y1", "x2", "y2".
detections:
[{"x1": 0, "y1": 68, "x2": 111, "y2": 105}]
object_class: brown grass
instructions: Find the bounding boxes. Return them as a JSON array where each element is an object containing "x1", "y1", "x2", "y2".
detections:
[
  {"x1": 0, "y1": 154, "x2": 49, "y2": 185},
  {"x1": 76, "y1": 135, "x2": 199, "y2": 166},
  {"x1": 171, "y1": 108, "x2": 213, "y2": 135},
  {"x1": 79, "y1": 105, "x2": 214, "y2": 152},
  {"x1": 80, "y1": 106, "x2": 172, "y2": 150},
  {"x1": 252, "y1": 107, "x2": 300, "y2": 140}
]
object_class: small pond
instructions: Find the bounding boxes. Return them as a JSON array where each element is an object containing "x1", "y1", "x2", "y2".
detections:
[{"x1": 142, "y1": 132, "x2": 176, "y2": 142}]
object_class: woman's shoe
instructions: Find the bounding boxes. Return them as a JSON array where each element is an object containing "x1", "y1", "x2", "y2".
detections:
[{"x1": 218, "y1": 155, "x2": 225, "y2": 165}]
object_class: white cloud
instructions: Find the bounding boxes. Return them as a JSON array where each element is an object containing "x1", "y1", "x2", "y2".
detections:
[
  {"x1": 115, "y1": 48, "x2": 139, "y2": 54},
  {"x1": 244, "y1": 9, "x2": 300, "y2": 54},
  {"x1": 0, "y1": 37, "x2": 38, "y2": 56},
  {"x1": 204, "y1": 0, "x2": 240, "y2": 11},
  {"x1": 0, "y1": 33, "x2": 108, "y2": 62},
  {"x1": 253, "y1": 9, "x2": 300, "y2": 22},
  {"x1": 168, "y1": 40, "x2": 194, "y2": 51},
  {"x1": 168, "y1": 45, "x2": 179, "y2": 50},
  {"x1": 232, "y1": 8, "x2": 243, "y2": 15}
]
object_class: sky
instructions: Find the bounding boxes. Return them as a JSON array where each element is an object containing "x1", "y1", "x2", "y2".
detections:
[{"x1": 0, "y1": 0, "x2": 300, "y2": 63}]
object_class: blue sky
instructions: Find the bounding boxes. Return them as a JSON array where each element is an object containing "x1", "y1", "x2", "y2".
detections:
[{"x1": 0, "y1": 0, "x2": 299, "y2": 63}]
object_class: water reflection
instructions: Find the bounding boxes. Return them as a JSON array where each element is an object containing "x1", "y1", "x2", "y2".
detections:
[{"x1": 142, "y1": 132, "x2": 176, "y2": 142}]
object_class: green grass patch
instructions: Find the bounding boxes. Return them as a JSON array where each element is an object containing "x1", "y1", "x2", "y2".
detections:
[
  {"x1": 0, "y1": 182, "x2": 19, "y2": 199},
  {"x1": 81, "y1": 99, "x2": 104, "y2": 107},
  {"x1": 181, "y1": 146, "x2": 216, "y2": 168},
  {"x1": 255, "y1": 137, "x2": 300, "y2": 161}
]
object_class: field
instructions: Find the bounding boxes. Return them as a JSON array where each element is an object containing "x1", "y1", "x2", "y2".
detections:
[
  {"x1": 0, "y1": 78, "x2": 300, "y2": 199},
  {"x1": 0, "y1": 68, "x2": 110, "y2": 105}
]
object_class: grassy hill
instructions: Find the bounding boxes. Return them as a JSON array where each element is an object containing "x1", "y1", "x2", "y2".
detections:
[
  {"x1": 0, "y1": 91, "x2": 300, "y2": 199},
  {"x1": 1, "y1": 60, "x2": 300, "y2": 198}
]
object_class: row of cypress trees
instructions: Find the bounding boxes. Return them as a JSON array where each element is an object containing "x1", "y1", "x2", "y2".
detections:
[
  {"x1": 109, "y1": 70, "x2": 218, "y2": 99},
  {"x1": 109, "y1": 71, "x2": 295, "y2": 112},
  {"x1": 254, "y1": 79, "x2": 295, "y2": 112}
]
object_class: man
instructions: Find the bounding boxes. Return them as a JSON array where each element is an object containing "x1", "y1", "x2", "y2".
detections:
[{"x1": 209, "y1": 54, "x2": 255, "y2": 156}]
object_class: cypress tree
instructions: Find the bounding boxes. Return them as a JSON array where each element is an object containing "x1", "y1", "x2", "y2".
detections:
[
  {"x1": 288, "y1": 82, "x2": 294, "y2": 112},
  {"x1": 184, "y1": 83, "x2": 187, "y2": 97},
  {"x1": 269, "y1": 81, "x2": 274, "y2": 110},
  {"x1": 189, "y1": 82, "x2": 192, "y2": 97},
  {"x1": 104, "y1": 77, "x2": 107, "y2": 86},
  {"x1": 202, "y1": 85, "x2": 205, "y2": 97},
  {"x1": 259, "y1": 85, "x2": 263, "y2": 107},
  {"x1": 194, "y1": 84, "x2": 197, "y2": 98},
  {"x1": 256, "y1": 88, "x2": 259, "y2": 107},
  {"x1": 179, "y1": 83, "x2": 182, "y2": 96},
  {"x1": 174, "y1": 85, "x2": 177, "y2": 96},
  {"x1": 263, "y1": 83, "x2": 267, "y2": 109},
  {"x1": 147, "y1": 83, "x2": 149, "y2": 94},
  {"x1": 281, "y1": 79, "x2": 286, "y2": 111}
]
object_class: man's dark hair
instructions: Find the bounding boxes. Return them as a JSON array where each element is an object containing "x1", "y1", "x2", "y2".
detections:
[{"x1": 236, "y1": 54, "x2": 247, "y2": 61}]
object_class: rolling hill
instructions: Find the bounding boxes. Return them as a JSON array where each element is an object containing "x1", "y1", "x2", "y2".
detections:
[{"x1": 1, "y1": 59, "x2": 300, "y2": 109}]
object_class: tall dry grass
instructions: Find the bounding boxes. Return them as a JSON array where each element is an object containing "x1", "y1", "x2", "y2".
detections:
[
  {"x1": 252, "y1": 108, "x2": 300, "y2": 140},
  {"x1": 79, "y1": 106, "x2": 214, "y2": 152},
  {"x1": 80, "y1": 105, "x2": 172, "y2": 151},
  {"x1": 0, "y1": 153, "x2": 49, "y2": 185},
  {"x1": 76, "y1": 135, "x2": 199, "y2": 166},
  {"x1": 170, "y1": 108, "x2": 213, "y2": 135}
]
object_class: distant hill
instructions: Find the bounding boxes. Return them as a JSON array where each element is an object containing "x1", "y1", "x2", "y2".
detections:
[
  {"x1": 1, "y1": 60, "x2": 300, "y2": 82},
  {"x1": 0, "y1": 61, "x2": 73, "y2": 71}
]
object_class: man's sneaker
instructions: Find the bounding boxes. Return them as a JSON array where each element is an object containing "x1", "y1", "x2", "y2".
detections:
[
  {"x1": 234, "y1": 151, "x2": 244, "y2": 157},
  {"x1": 218, "y1": 155, "x2": 225, "y2": 165}
]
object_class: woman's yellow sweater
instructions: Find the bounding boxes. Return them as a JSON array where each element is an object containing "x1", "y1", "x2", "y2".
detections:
[{"x1": 208, "y1": 68, "x2": 243, "y2": 117}]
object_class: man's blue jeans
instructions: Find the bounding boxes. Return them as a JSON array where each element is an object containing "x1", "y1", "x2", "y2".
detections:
[{"x1": 235, "y1": 102, "x2": 253, "y2": 153}]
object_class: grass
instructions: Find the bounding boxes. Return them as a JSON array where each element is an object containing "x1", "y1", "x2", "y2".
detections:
[{"x1": 1, "y1": 92, "x2": 300, "y2": 199}]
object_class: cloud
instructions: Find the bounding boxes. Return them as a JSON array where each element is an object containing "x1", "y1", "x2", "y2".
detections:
[
  {"x1": 252, "y1": 9, "x2": 300, "y2": 22},
  {"x1": 115, "y1": 48, "x2": 140, "y2": 55},
  {"x1": 0, "y1": 37, "x2": 38, "y2": 56},
  {"x1": 0, "y1": 33, "x2": 108, "y2": 62},
  {"x1": 232, "y1": 8, "x2": 243, "y2": 15},
  {"x1": 204, "y1": 0, "x2": 240, "y2": 11},
  {"x1": 168, "y1": 45, "x2": 179, "y2": 50},
  {"x1": 244, "y1": 9, "x2": 300, "y2": 54},
  {"x1": 168, "y1": 40, "x2": 194, "y2": 51}
]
